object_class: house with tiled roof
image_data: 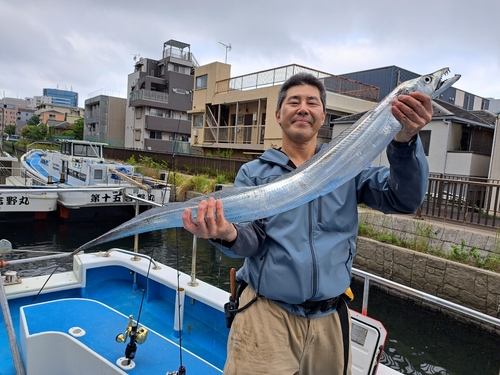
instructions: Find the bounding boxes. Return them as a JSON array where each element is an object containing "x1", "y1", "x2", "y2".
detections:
[{"x1": 333, "y1": 99, "x2": 498, "y2": 179}]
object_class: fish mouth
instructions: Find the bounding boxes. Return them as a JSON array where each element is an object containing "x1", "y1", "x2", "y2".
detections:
[{"x1": 432, "y1": 68, "x2": 461, "y2": 99}]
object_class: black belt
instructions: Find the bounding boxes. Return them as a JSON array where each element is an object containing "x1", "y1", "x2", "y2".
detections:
[{"x1": 299, "y1": 296, "x2": 340, "y2": 314}]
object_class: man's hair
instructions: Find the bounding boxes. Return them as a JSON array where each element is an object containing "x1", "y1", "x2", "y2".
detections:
[{"x1": 276, "y1": 73, "x2": 327, "y2": 111}]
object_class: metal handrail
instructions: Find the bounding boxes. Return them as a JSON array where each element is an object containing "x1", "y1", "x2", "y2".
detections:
[{"x1": 352, "y1": 267, "x2": 500, "y2": 328}]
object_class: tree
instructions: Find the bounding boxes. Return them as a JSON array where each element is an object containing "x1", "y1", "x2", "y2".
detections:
[
  {"x1": 73, "y1": 118, "x2": 84, "y2": 140},
  {"x1": 21, "y1": 123, "x2": 47, "y2": 141},
  {"x1": 26, "y1": 114, "x2": 40, "y2": 126},
  {"x1": 4, "y1": 125, "x2": 16, "y2": 136}
]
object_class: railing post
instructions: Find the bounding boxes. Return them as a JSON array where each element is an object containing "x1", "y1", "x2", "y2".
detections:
[
  {"x1": 362, "y1": 277, "x2": 370, "y2": 316},
  {"x1": 188, "y1": 235, "x2": 199, "y2": 287}
]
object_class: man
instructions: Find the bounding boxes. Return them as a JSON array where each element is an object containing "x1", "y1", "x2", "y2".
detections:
[{"x1": 182, "y1": 73, "x2": 432, "y2": 374}]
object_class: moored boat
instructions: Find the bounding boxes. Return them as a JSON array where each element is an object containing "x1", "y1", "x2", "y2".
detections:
[{"x1": 16, "y1": 140, "x2": 171, "y2": 217}]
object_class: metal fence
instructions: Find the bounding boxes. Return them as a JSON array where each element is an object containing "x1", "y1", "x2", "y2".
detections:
[{"x1": 421, "y1": 175, "x2": 500, "y2": 229}]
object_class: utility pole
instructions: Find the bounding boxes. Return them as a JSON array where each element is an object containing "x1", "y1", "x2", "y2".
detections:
[{"x1": 218, "y1": 42, "x2": 231, "y2": 64}]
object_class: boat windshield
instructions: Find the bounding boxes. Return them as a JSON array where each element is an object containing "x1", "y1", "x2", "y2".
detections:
[{"x1": 72, "y1": 143, "x2": 102, "y2": 158}]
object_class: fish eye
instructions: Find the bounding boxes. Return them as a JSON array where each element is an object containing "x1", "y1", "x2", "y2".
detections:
[{"x1": 423, "y1": 76, "x2": 433, "y2": 83}]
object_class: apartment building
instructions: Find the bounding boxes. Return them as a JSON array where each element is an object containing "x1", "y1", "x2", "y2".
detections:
[
  {"x1": 84, "y1": 95, "x2": 126, "y2": 147},
  {"x1": 125, "y1": 40, "x2": 197, "y2": 153},
  {"x1": 190, "y1": 62, "x2": 379, "y2": 159}
]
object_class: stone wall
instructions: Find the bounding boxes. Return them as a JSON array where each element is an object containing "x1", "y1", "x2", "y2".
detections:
[
  {"x1": 356, "y1": 209, "x2": 500, "y2": 324},
  {"x1": 354, "y1": 230, "x2": 500, "y2": 325},
  {"x1": 358, "y1": 208, "x2": 500, "y2": 257}
]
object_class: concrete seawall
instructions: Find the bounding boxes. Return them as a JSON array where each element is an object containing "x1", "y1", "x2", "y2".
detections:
[{"x1": 356, "y1": 209, "x2": 500, "y2": 322}]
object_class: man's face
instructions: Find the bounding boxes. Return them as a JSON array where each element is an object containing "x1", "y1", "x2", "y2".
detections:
[{"x1": 275, "y1": 84, "x2": 326, "y2": 143}]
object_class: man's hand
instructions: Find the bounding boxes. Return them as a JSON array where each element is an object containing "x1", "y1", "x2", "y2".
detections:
[
  {"x1": 391, "y1": 92, "x2": 433, "y2": 143},
  {"x1": 182, "y1": 197, "x2": 237, "y2": 242}
]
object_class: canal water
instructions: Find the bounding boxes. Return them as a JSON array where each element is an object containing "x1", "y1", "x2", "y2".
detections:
[{"x1": 1, "y1": 214, "x2": 499, "y2": 375}]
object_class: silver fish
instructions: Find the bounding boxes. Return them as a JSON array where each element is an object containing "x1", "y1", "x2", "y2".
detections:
[{"x1": 76, "y1": 67, "x2": 460, "y2": 252}]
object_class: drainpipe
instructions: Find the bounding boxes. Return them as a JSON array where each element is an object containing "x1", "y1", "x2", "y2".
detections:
[{"x1": 443, "y1": 119, "x2": 451, "y2": 175}]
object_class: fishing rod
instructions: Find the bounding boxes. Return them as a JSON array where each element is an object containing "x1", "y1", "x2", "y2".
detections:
[
  {"x1": 115, "y1": 249, "x2": 154, "y2": 365},
  {"x1": 170, "y1": 114, "x2": 186, "y2": 375}
]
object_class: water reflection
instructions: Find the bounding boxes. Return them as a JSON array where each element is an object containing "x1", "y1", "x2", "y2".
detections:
[{"x1": 1, "y1": 216, "x2": 499, "y2": 375}]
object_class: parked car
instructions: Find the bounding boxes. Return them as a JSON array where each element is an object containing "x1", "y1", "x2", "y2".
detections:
[{"x1": 5, "y1": 135, "x2": 20, "y2": 142}]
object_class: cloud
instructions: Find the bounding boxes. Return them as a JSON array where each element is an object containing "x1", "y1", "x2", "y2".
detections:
[{"x1": 1, "y1": 0, "x2": 499, "y2": 102}]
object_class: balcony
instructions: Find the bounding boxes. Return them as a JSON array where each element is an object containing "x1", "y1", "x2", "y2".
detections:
[
  {"x1": 129, "y1": 89, "x2": 169, "y2": 108},
  {"x1": 444, "y1": 151, "x2": 490, "y2": 177},
  {"x1": 202, "y1": 125, "x2": 264, "y2": 147},
  {"x1": 215, "y1": 64, "x2": 379, "y2": 102}
]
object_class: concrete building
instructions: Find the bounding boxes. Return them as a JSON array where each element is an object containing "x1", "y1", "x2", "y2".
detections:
[
  {"x1": 26, "y1": 96, "x2": 53, "y2": 109},
  {"x1": 340, "y1": 66, "x2": 490, "y2": 111},
  {"x1": 16, "y1": 107, "x2": 35, "y2": 133},
  {"x1": 486, "y1": 98, "x2": 500, "y2": 113},
  {"x1": 84, "y1": 95, "x2": 127, "y2": 147},
  {"x1": 125, "y1": 40, "x2": 198, "y2": 153},
  {"x1": 43, "y1": 88, "x2": 79, "y2": 107},
  {"x1": 190, "y1": 62, "x2": 379, "y2": 159}
]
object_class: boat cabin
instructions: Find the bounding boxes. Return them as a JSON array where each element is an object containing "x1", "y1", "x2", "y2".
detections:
[{"x1": 60, "y1": 140, "x2": 107, "y2": 161}]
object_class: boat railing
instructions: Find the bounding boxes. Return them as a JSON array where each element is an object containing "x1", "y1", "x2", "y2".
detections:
[{"x1": 352, "y1": 267, "x2": 500, "y2": 329}]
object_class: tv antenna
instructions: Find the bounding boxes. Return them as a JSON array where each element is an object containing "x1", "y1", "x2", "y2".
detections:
[
  {"x1": 131, "y1": 53, "x2": 141, "y2": 62},
  {"x1": 218, "y1": 42, "x2": 231, "y2": 64}
]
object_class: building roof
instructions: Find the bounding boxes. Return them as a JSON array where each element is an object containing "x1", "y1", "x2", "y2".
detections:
[
  {"x1": 333, "y1": 99, "x2": 497, "y2": 128},
  {"x1": 47, "y1": 120, "x2": 71, "y2": 129}
]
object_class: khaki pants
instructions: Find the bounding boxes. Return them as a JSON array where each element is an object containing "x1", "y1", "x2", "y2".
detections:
[{"x1": 223, "y1": 286, "x2": 352, "y2": 375}]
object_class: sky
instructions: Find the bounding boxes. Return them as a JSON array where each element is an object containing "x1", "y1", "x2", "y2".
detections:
[{"x1": 1, "y1": 0, "x2": 499, "y2": 104}]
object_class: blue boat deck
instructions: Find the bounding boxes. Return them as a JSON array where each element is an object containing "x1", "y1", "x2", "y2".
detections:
[
  {"x1": 2, "y1": 259, "x2": 227, "y2": 375},
  {"x1": 25, "y1": 151, "x2": 65, "y2": 184},
  {"x1": 22, "y1": 298, "x2": 221, "y2": 374}
]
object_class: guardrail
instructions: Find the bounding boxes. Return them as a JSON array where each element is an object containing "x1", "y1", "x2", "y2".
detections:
[{"x1": 352, "y1": 267, "x2": 500, "y2": 328}]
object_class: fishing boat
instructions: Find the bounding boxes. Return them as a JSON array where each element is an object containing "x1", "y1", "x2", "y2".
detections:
[
  {"x1": 15, "y1": 140, "x2": 170, "y2": 217},
  {"x1": 0, "y1": 152, "x2": 59, "y2": 217},
  {"x1": 0, "y1": 240, "x2": 393, "y2": 375},
  {"x1": 3, "y1": 233, "x2": 500, "y2": 375}
]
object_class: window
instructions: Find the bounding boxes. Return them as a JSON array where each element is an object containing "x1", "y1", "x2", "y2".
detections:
[
  {"x1": 150, "y1": 131, "x2": 162, "y2": 139},
  {"x1": 93, "y1": 169, "x2": 104, "y2": 180},
  {"x1": 193, "y1": 114, "x2": 203, "y2": 128},
  {"x1": 150, "y1": 108, "x2": 165, "y2": 117},
  {"x1": 195, "y1": 75, "x2": 208, "y2": 90},
  {"x1": 419, "y1": 130, "x2": 431, "y2": 156}
]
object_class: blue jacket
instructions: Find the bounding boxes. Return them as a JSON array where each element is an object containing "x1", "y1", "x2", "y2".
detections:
[{"x1": 213, "y1": 138, "x2": 429, "y2": 317}]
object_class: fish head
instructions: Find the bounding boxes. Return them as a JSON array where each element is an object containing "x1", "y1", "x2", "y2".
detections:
[{"x1": 400, "y1": 67, "x2": 461, "y2": 99}]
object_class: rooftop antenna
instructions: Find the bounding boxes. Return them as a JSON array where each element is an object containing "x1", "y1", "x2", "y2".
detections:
[
  {"x1": 131, "y1": 54, "x2": 141, "y2": 62},
  {"x1": 218, "y1": 42, "x2": 231, "y2": 64}
]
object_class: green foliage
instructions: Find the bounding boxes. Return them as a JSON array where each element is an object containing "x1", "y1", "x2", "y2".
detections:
[
  {"x1": 21, "y1": 123, "x2": 48, "y2": 141},
  {"x1": 126, "y1": 155, "x2": 137, "y2": 165},
  {"x1": 216, "y1": 148, "x2": 234, "y2": 158},
  {"x1": 4, "y1": 124, "x2": 16, "y2": 135},
  {"x1": 72, "y1": 118, "x2": 84, "y2": 140},
  {"x1": 26, "y1": 114, "x2": 40, "y2": 126}
]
